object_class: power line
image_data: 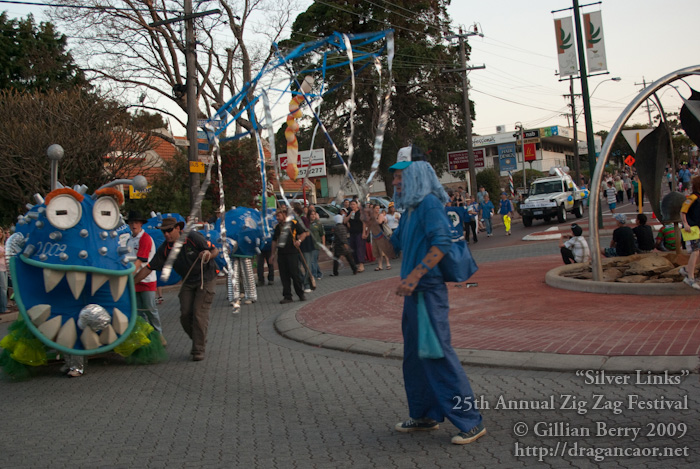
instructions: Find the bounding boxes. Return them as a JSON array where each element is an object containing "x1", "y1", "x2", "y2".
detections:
[{"x1": 0, "y1": 0, "x2": 174, "y2": 12}]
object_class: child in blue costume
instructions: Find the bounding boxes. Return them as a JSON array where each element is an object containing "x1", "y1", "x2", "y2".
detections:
[{"x1": 364, "y1": 145, "x2": 486, "y2": 445}]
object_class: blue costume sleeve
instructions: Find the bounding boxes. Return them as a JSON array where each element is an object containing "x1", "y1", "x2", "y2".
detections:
[{"x1": 398, "y1": 195, "x2": 452, "y2": 288}]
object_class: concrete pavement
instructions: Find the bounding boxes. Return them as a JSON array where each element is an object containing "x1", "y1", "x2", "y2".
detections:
[{"x1": 1, "y1": 237, "x2": 698, "y2": 468}]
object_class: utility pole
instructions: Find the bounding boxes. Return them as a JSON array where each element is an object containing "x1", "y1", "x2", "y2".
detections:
[
  {"x1": 444, "y1": 25, "x2": 484, "y2": 196},
  {"x1": 563, "y1": 77, "x2": 582, "y2": 185},
  {"x1": 635, "y1": 77, "x2": 655, "y2": 127},
  {"x1": 149, "y1": 4, "x2": 220, "y2": 218},
  {"x1": 184, "y1": 0, "x2": 199, "y2": 217}
]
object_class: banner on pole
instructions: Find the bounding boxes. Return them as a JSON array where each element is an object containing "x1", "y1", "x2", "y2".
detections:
[
  {"x1": 554, "y1": 16, "x2": 577, "y2": 78},
  {"x1": 584, "y1": 11, "x2": 607, "y2": 73},
  {"x1": 524, "y1": 143, "x2": 537, "y2": 162}
]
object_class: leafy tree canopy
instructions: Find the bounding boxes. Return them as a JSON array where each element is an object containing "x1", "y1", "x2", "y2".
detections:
[
  {"x1": 279, "y1": 0, "x2": 469, "y2": 195},
  {"x1": 0, "y1": 13, "x2": 87, "y2": 92}
]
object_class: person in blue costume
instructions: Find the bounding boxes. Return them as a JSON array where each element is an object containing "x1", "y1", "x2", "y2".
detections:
[{"x1": 363, "y1": 145, "x2": 486, "y2": 445}]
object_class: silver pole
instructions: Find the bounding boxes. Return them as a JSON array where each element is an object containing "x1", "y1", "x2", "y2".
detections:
[{"x1": 589, "y1": 65, "x2": 700, "y2": 280}]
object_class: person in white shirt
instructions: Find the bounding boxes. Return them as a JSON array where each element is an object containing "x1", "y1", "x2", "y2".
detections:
[
  {"x1": 385, "y1": 202, "x2": 401, "y2": 230},
  {"x1": 559, "y1": 223, "x2": 590, "y2": 264}
]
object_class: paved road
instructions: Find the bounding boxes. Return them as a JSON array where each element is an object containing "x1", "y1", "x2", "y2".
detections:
[{"x1": 1, "y1": 238, "x2": 698, "y2": 468}]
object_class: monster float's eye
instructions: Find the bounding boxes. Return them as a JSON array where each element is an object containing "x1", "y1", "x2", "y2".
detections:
[
  {"x1": 46, "y1": 194, "x2": 82, "y2": 230},
  {"x1": 93, "y1": 197, "x2": 121, "y2": 230}
]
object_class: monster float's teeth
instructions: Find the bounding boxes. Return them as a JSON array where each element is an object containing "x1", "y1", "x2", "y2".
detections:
[
  {"x1": 44, "y1": 269, "x2": 65, "y2": 293},
  {"x1": 28, "y1": 304, "x2": 51, "y2": 325},
  {"x1": 91, "y1": 273, "x2": 109, "y2": 295},
  {"x1": 112, "y1": 308, "x2": 128, "y2": 335},
  {"x1": 55, "y1": 318, "x2": 77, "y2": 349},
  {"x1": 109, "y1": 276, "x2": 128, "y2": 301},
  {"x1": 99, "y1": 325, "x2": 118, "y2": 345},
  {"x1": 66, "y1": 271, "x2": 87, "y2": 300},
  {"x1": 37, "y1": 315, "x2": 62, "y2": 341},
  {"x1": 81, "y1": 328, "x2": 101, "y2": 350}
]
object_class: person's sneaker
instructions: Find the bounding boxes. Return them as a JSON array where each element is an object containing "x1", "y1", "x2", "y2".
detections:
[
  {"x1": 192, "y1": 353, "x2": 205, "y2": 362},
  {"x1": 680, "y1": 267, "x2": 689, "y2": 278},
  {"x1": 304, "y1": 288, "x2": 312, "y2": 293},
  {"x1": 451, "y1": 423, "x2": 486, "y2": 445},
  {"x1": 683, "y1": 277, "x2": 695, "y2": 287},
  {"x1": 395, "y1": 418, "x2": 439, "y2": 433},
  {"x1": 280, "y1": 298, "x2": 293, "y2": 304},
  {"x1": 299, "y1": 296, "x2": 307, "y2": 301}
]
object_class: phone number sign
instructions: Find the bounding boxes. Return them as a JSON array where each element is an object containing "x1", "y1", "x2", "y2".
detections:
[
  {"x1": 447, "y1": 149, "x2": 485, "y2": 172},
  {"x1": 279, "y1": 149, "x2": 327, "y2": 178}
]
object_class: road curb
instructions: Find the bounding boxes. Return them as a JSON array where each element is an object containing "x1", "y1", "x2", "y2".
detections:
[{"x1": 274, "y1": 306, "x2": 699, "y2": 373}]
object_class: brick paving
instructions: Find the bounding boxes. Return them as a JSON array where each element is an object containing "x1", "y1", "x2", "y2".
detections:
[{"x1": 298, "y1": 255, "x2": 700, "y2": 357}]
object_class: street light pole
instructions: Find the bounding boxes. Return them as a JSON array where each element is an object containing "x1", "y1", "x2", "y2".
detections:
[
  {"x1": 515, "y1": 122, "x2": 526, "y2": 190},
  {"x1": 568, "y1": 77, "x2": 581, "y2": 185},
  {"x1": 572, "y1": 0, "x2": 602, "y2": 228}
]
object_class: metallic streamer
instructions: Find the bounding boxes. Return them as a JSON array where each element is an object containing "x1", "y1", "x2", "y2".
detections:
[
  {"x1": 365, "y1": 32, "x2": 395, "y2": 196},
  {"x1": 342, "y1": 34, "x2": 357, "y2": 187},
  {"x1": 229, "y1": 257, "x2": 240, "y2": 304},
  {"x1": 210, "y1": 123, "x2": 236, "y2": 301},
  {"x1": 5, "y1": 232, "x2": 25, "y2": 268},
  {"x1": 160, "y1": 163, "x2": 213, "y2": 282},
  {"x1": 241, "y1": 257, "x2": 257, "y2": 302}
]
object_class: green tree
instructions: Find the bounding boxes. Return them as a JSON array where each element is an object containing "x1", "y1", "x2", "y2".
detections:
[
  {"x1": 662, "y1": 112, "x2": 694, "y2": 165},
  {"x1": 128, "y1": 151, "x2": 204, "y2": 217},
  {"x1": 0, "y1": 88, "x2": 157, "y2": 223},
  {"x1": 280, "y1": 0, "x2": 467, "y2": 196},
  {"x1": 476, "y1": 168, "x2": 500, "y2": 207},
  {"x1": 0, "y1": 13, "x2": 87, "y2": 92},
  {"x1": 130, "y1": 110, "x2": 168, "y2": 131}
]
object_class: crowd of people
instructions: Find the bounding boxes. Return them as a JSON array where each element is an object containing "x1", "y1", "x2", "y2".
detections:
[{"x1": 443, "y1": 185, "x2": 515, "y2": 240}]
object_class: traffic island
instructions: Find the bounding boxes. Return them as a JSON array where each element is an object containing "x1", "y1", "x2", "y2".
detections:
[{"x1": 545, "y1": 252, "x2": 700, "y2": 295}]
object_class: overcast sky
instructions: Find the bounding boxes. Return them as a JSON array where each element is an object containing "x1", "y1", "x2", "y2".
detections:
[{"x1": 5, "y1": 0, "x2": 699, "y2": 138}]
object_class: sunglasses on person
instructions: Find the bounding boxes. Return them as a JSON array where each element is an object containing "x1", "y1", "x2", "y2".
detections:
[{"x1": 162, "y1": 227, "x2": 175, "y2": 233}]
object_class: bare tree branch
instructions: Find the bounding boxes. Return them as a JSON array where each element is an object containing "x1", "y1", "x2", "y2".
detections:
[{"x1": 48, "y1": 0, "x2": 299, "y2": 131}]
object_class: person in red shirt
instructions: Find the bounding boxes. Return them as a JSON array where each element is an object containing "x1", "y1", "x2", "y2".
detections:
[{"x1": 127, "y1": 211, "x2": 166, "y2": 346}]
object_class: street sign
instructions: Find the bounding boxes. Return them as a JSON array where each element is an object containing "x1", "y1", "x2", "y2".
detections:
[
  {"x1": 624, "y1": 155, "x2": 636, "y2": 167},
  {"x1": 621, "y1": 129, "x2": 654, "y2": 153},
  {"x1": 129, "y1": 185, "x2": 151, "y2": 199},
  {"x1": 279, "y1": 149, "x2": 327, "y2": 178},
  {"x1": 189, "y1": 161, "x2": 205, "y2": 173},
  {"x1": 447, "y1": 149, "x2": 485, "y2": 172}
]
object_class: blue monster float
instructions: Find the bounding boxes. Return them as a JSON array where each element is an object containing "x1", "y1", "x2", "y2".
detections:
[{"x1": 0, "y1": 160, "x2": 165, "y2": 379}]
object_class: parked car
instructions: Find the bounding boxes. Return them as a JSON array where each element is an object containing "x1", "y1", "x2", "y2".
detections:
[
  {"x1": 315, "y1": 204, "x2": 341, "y2": 244},
  {"x1": 369, "y1": 196, "x2": 391, "y2": 211}
]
